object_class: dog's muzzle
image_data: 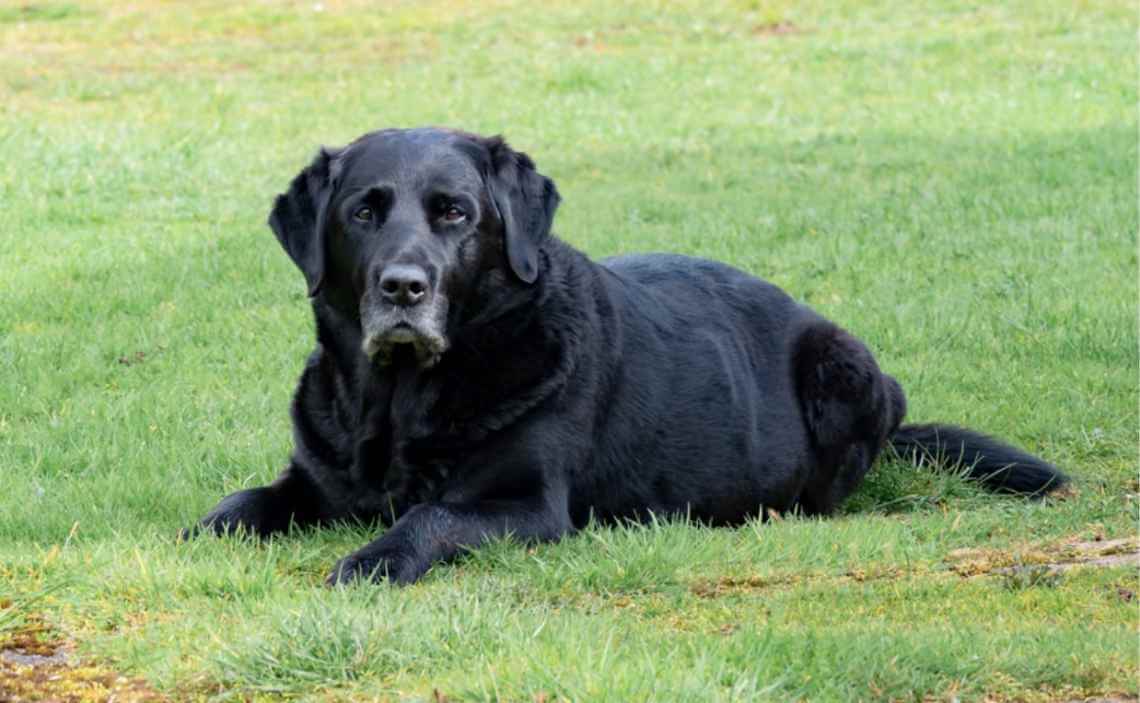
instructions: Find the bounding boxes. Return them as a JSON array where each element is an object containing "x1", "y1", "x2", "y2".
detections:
[
  {"x1": 361, "y1": 320, "x2": 448, "y2": 369},
  {"x1": 360, "y1": 291, "x2": 449, "y2": 370}
]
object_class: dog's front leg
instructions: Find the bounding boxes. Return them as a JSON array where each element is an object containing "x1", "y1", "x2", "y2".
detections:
[
  {"x1": 326, "y1": 497, "x2": 570, "y2": 585},
  {"x1": 184, "y1": 462, "x2": 332, "y2": 539}
]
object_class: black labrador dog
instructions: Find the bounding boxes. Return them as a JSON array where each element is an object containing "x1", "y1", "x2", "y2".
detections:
[{"x1": 190, "y1": 127, "x2": 1068, "y2": 585}]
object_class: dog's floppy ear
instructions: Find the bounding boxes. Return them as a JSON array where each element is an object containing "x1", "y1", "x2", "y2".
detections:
[
  {"x1": 483, "y1": 137, "x2": 560, "y2": 284},
  {"x1": 267, "y1": 147, "x2": 341, "y2": 297}
]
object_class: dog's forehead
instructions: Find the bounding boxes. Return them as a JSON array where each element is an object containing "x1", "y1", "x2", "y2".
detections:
[{"x1": 338, "y1": 130, "x2": 483, "y2": 191}]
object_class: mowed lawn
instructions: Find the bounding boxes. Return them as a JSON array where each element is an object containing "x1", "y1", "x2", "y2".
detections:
[{"x1": 0, "y1": 0, "x2": 1136, "y2": 700}]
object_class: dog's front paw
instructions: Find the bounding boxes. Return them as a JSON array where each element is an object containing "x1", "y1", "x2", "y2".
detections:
[
  {"x1": 325, "y1": 547, "x2": 423, "y2": 586},
  {"x1": 182, "y1": 487, "x2": 283, "y2": 542}
]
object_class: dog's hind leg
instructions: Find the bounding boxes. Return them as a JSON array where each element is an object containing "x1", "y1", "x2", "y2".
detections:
[{"x1": 791, "y1": 321, "x2": 907, "y2": 515}]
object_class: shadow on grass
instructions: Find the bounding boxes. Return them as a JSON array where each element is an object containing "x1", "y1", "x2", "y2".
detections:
[{"x1": 841, "y1": 456, "x2": 991, "y2": 516}]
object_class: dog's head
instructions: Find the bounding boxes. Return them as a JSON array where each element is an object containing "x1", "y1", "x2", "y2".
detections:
[{"x1": 268, "y1": 128, "x2": 560, "y2": 368}]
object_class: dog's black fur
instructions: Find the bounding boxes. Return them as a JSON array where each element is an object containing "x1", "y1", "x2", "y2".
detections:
[{"x1": 190, "y1": 127, "x2": 1069, "y2": 585}]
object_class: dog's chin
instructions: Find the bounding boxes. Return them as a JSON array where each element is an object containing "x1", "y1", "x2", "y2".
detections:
[{"x1": 362, "y1": 323, "x2": 449, "y2": 369}]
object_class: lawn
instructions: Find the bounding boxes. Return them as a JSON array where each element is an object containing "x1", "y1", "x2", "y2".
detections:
[{"x1": 0, "y1": 0, "x2": 1136, "y2": 700}]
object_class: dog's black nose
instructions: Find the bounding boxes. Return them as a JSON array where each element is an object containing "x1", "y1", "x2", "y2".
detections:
[{"x1": 378, "y1": 264, "x2": 430, "y2": 307}]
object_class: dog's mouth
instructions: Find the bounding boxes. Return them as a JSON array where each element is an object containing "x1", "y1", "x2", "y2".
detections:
[
  {"x1": 359, "y1": 285, "x2": 450, "y2": 369},
  {"x1": 361, "y1": 319, "x2": 449, "y2": 369}
]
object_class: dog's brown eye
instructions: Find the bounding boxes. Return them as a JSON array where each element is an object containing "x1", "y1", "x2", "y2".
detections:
[
  {"x1": 353, "y1": 207, "x2": 372, "y2": 222},
  {"x1": 443, "y1": 205, "x2": 466, "y2": 223}
]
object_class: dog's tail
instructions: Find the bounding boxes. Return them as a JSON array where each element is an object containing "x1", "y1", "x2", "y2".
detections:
[{"x1": 888, "y1": 423, "x2": 1069, "y2": 496}]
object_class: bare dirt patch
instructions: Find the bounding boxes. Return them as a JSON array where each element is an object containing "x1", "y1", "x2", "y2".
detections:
[
  {"x1": 945, "y1": 537, "x2": 1139, "y2": 578},
  {"x1": 752, "y1": 21, "x2": 802, "y2": 38},
  {"x1": 690, "y1": 536, "x2": 1139, "y2": 598},
  {"x1": 0, "y1": 616, "x2": 164, "y2": 703},
  {"x1": 691, "y1": 564, "x2": 915, "y2": 598}
]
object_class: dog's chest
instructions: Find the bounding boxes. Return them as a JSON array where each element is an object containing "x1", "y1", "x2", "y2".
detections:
[{"x1": 350, "y1": 380, "x2": 480, "y2": 522}]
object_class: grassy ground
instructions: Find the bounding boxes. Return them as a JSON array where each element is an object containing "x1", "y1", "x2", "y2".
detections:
[{"x1": 0, "y1": 0, "x2": 1136, "y2": 700}]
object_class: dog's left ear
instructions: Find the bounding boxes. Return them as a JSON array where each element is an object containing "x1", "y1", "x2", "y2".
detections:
[
  {"x1": 483, "y1": 137, "x2": 561, "y2": 284},
  {"x1": 267, "y1": 146, "x2": 341, "y2": 297}
]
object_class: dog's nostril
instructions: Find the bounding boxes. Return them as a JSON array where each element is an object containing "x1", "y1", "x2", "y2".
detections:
[{"x1": 378, "y1": 264, "x2": 430, "y2": 306}]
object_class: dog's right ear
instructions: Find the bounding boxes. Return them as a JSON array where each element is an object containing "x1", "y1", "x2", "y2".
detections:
[{"x1": 267, "y1": 147, "x2": 341, "y2": 297}]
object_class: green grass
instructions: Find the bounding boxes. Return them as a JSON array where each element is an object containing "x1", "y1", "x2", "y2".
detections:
[{"x1": 0, "y1": 0, "x2": 1136, "y2": 700}]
